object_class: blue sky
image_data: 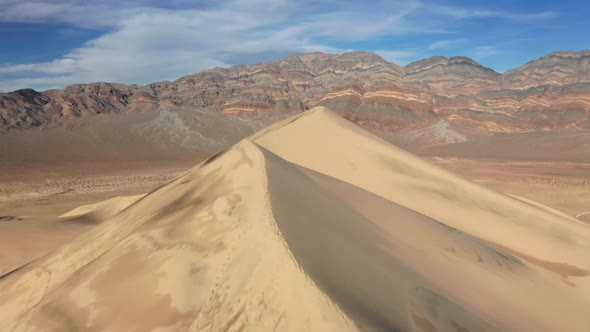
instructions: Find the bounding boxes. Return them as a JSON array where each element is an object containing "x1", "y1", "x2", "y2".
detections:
[{"x1": 0, "y1": 0, "x2": 587, "y2": 92}]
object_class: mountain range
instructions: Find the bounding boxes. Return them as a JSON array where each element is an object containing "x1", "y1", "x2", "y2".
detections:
[{"x1": 1, "y1": 50, "x2": 590, "y2": 162}]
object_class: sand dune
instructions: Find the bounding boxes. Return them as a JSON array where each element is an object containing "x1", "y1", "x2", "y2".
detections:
[
  {"x1": 60, "y1": 194, "x2": 145, "y2": 218},
  {"x1": 1, "y1": 107, "x2": 589, "y2": 331},
  {"x1": 252, "y1": 108, "x2": 590, "y2": 274}
]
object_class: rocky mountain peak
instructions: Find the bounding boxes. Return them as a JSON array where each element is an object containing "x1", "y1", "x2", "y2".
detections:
[
  {"x1": 335, "y1": 51, "x2": 387, "y2": 63},
  {"x1": 404, "y1": 55, "x2": 497, "y2": 76},
  {"x1": 503, "y1": 50, "x2": 590, "y2": 85}
]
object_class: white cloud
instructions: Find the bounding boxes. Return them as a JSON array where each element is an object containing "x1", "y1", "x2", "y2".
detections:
[
  {"x1": 431, "y1": 5, "x2": 558, "y2": 22},
  {"x1": 472, "y1": 46, "x2": 499, "y2": 60},
  {"x1": 0, "y1": 59, "x2": 80, "y2": 74},
  {"x1": 428, "y1": 39, "x2": 467, "y2": 50},
  {"x1": 497, "y1": 11, "x2": 559, "y2": 21},
  {"x1": 0, "y1": 76, "x2": 82, "y2": 92},
  {"x1": 0, "y1": 1, "x2": 142, "y2": 28}
]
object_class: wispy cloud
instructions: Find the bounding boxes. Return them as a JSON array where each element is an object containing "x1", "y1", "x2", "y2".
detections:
[
  {"x1": 431, "y1": 5, "x2": 558, "y2": 22},
  {"x1": 472, "y1": 46, "x2": 500, "y2": 60},
  {"x1": 428, "y1": 39, "x2": 467, "y2": 50},
  {"x1": 495, "y1": 11, "x2": 559, "y2": 21},
  {"x1": 0, "y1": 0, "x2": 135, "y2": 28}
]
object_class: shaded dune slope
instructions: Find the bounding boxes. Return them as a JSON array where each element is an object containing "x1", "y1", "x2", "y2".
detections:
[{"x1": 1, "y1": 107, "x2": 590, "y2": 331}]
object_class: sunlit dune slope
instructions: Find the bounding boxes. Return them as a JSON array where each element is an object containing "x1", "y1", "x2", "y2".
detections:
[
  {"x1": 1, "y1": 107, "x2": 589, "y2": 331},
  {"x1": 252, "y1": 107, "x2": 590, "y2": 283}
]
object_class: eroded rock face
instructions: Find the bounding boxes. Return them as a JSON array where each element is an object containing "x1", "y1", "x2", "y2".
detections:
[
  {"x1": 0, "y1": 89, "x2": 51, "y2": 129},
  {"x1": 1, "y1": 50, "x2": 589, "y2": 141}
]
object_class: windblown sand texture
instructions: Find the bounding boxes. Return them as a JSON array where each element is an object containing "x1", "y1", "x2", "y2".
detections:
[{"x1": 1, "y1": 107, "x2": 589, "y2": 331}]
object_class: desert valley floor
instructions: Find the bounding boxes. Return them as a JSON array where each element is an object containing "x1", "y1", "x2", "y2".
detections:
[
  {"x1": 2, "y1": 156, "x2": 590, "y2": 226},
  {"x1": 2, "y1": 138, "x2": 588, "y2": 223}
]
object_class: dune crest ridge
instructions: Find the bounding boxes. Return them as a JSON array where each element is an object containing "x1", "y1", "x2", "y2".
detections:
[{"x1": 1, "y1": 107, "x2": 589, "y2": 331}]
